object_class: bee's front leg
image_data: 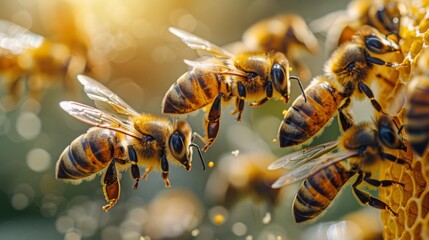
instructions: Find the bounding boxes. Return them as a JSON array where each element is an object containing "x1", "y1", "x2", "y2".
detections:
[
  {"x1": 127, "y1": 146, "x2": 140, "y2": 190},
  {"x1": 231, "y1": 82, "x2": 246, "y2": 121},
  {"x1": 250, "y1": 81, "x2": 272, "y2": 107},
  {"x1": 161, "y1": 150, "x2": 171, "y2": 187},
  {"x1": 142, "y1": 167, "x2": 153, "y2": 180},
  {"x1": 102, "y1": 160, "x2": 120, "y2": 212}
]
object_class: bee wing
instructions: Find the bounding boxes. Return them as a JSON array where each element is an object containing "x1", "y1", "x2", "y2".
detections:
[
  {"x1": 77, "y1": 75, "x2": 140, "y2": 121},
  {"x1": 60, "y1": 101, "x2": 142, "y2": 139},
  {"x1": 271, "y1": 160, "x2": 320, "y2": 188},
  {"x1": 0, "y1": 20, "x2": 44, "y2": 54},
  {"x1": 308, "y1": 10, "x2": 348, "y2": 34},
  {"x1": 271, "y1": 150, "x2": 357, "y2": 189},
  {"x1": 184, "y1": 59, "x2": 247, "y2": 77},
  {"x1": 268, "y1": 140, "x2": 339, "y2": 170},
  {"x1": 169, "y1": 27, "x2": 234, "y2": 59}
]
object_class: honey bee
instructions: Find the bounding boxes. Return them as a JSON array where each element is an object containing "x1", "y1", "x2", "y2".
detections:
[
  {"x1": 405, "y1": 75, "x2": 429, "y2": 157},
  {"x1": 163, "y1": 27, "x2": 306, "y2": 151},
  {"x1": 0, "y1": 19, "x2": 99, "y2": 110},
  {"x1": 241, "y1": 14, "x2": 319, "y2": 81},
  {"x1": 270, "y1": 114, "x2": 409, "y2": 223},
  {"x1": 205, "y1": 153, "x2": 284, "y2": 210},
  {"x1": 278, "y1": 25, "x2": 402, "y2": 148},
  {"x1": 56, "y1": 75, "x2": 205, "y2": 211},
  {"x1": 311, "y1": 0, "x2": 406, "y2": 53}
]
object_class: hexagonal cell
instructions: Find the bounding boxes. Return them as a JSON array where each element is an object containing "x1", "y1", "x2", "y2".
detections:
[{"x1": 405, "y1": 199, "x2": 418, "y2": 228}]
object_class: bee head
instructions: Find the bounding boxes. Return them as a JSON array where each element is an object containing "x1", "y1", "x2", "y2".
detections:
[
  {"x1": 377, "y1": 115, "x2": 406, "y2": 151},
  {"x1": 169, "y1": 120, "x2": 193, "y2": 171}
]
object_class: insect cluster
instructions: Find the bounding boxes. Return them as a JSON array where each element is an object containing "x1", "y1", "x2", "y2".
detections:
[{"x1": 1, "y1": 0, "x2": 428, "y2": 239}]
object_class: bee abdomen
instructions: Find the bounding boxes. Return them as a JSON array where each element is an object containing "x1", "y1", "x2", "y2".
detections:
[
  {"x1": 405, "y1": 76, "x2": 429, "y2": 156},
  {"x1": 293, "y1": 163, "x2": 353, "y2": 222},
  {"x1": 279, "y1": 80, "x2": 343, "y2": 147},
  {"x1": 162, "y1": 69, "x2": 221, "y2": 114},
  {"x1": 56, "y1": 129, "x2": 117, "y2": 180}
]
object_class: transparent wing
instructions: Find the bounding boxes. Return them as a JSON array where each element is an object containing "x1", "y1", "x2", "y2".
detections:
[
  {"x1": 308, "y1": 10, "x2": 348, "y2": 34},
  {"x1": 268, "y1": 140, "x2": 339, "y2": 170},
  {"x1": 169, "y1": 27, "x2": 234, "y2": 59},
  {"x1": 60, "y1": 101, "x2": 142, "y2": 139},
  {"x1": 0, "y1": 20, "x2": 44, "y2": 54},
  {"x1": 184, "y1": 59, "x2": 247, "y2": 77},
  {"x1": 77, "y1": 75, "x2": 140, "y2": 121},
  {"x1": 271, "y1": 150, "x2": 358, "y2": 189},
  {"x1": 271, "y1": 160, "x2": 320, "y2": 188}
]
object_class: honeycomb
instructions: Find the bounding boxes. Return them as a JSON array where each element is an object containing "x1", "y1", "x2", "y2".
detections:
[{"x1": 379, "y1": 2, "x2": 429, "y2": 239}]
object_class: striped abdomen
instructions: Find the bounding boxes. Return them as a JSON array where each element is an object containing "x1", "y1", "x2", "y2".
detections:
[
  {"x1": 405, "y1": 76, "x2": 429, "y2": 156},
  {"x1": 293, "y1": 162, "x2": 354, "y2": 223},
  {"x1": 278, "y1": 77, "x2": 344, "y2": 147},
  {"x1": 162, "y1": 68, "x2": 228, "y2": 114},
  {"x1": 56, "y1": 128, "x2": 123, "y2": 181}
]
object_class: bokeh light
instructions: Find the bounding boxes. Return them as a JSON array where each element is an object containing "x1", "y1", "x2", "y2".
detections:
[{"x1": 0, "y1": 0, "x2": 399, "y2": 240}]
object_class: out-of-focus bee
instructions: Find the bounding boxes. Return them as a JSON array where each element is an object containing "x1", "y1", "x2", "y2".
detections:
[
  {"x1": 56, "y1": 75, "x2": 204, "y2": 211},
  {"x1": 205, "y1": 153, "x2": 285, "y2": 210},
  {"x1": 241, "y1": 14, "x2": 319, "y2": 81},
  {"x1": 311, "y1": 0, "x2": 406, "y2": 53},
  {"x1": 163, "y1": 27, "x2": 306, "y2": 151},
  {"x1": 0, "y1": 20, "x2": 72, "y2": 104},
  {"x1": 278, "y1": 26, "x2": 402, "y2": 148},
  {"x1": 405, "y1": 75, "x2": 429, "y2": 157},
  {"x1": 270, "y1": 114, "x2": 409, "y2": 223}
]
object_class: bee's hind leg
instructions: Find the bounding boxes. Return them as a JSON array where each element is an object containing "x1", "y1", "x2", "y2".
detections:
[
  {"x1": 102, "y1": 160, "x2": 120, "y2": 212},
  {"x1": 202, "y1": 93, "x2": 222, "y2": 151}
]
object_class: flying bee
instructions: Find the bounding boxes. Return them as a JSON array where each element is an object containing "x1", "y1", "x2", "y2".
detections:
[
  {"x1": 205, "y1": 153, "x2": 285, "y2": 211},
  {"x1": 404, "y1": 75, "x2": 429, "y2": 157},
  {"x1": 162, "y1": 27, "x2": 306, "y2": 151},
  {"x1": 56, "y1": 75, "x2": 205, "y2": 211},
  {"x1": 278, "y1": 25, "x2": 402, "y2": 148},
  {"x1": 241, "y1": 14, "x2": 319, "y2": 81},
  {"x1": 0, "y1": 20, "x2": 100, "y2": 110},
  {"x1": 310, "y1": 0, "x2": 406, "y2": 53},
  {"x1": 270, "y1": 114, "x2": 409, "y2": 223}
]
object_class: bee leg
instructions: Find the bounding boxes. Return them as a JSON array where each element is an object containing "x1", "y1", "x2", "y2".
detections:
[
  {"x1": 358, "y1": 82, "x2": 387, "y2": 115},
  {"x1": 161, "y1": 150, "x2": 171, "y2": 187},
  {"x1": 250, "y1": 98, "x2": 268, "y2": 107},
  {"x1": 250, "y1": 81, "x2": 272, "y2": 107},
  {"x1": 202, "y1": 93, "x2": 222, "y2": 152},
  {"x1": 365, "y1": 55, "x2": 398, "y2": 68},
  {"x1": 363, "y1": 171, "x2": 405, "y2": 187},
  {"x1": 338, "y1": 98, "x2": 354, "y2": 131},
  {"x1": 232, "y1": 82, "x2": 246, "y2": 121},
  {"x1": 380, "y1": 151, "x2": 412, "y2": 168},
  {"x1": 142, "y1": 167, "x2": 153, "y2": 180},
  {"x1": 352, "y1": 172, "x2": 398, "y2": 216},
  {"x1": 128, "y1": 146, "x2": 140, "y2": 190},
  {"x1": 102, "y1": 160, "x2": 120, "y2": 212}
]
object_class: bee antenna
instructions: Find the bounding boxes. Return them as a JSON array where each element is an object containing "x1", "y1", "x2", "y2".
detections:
[
  {"x1": 190, "y1": 143, "x2": 206, "y2": 171},
  {"x1": 289, "y1": 76, "x2": 307, "y2": 102}
]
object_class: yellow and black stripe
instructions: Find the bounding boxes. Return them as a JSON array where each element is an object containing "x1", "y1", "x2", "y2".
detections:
[
  {"x1": 293, "y1": 162, "x2": 354, "y2": 223},
  {"x1": 56, "y1": 129, "x2": 122, "y2": 180}
]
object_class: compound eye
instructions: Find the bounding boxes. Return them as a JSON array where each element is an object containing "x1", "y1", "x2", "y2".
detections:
[
  {"x1": 169, "y1": 132, "x2": 185, "y2": 159},
  {"x1": 379, "y1": 127, "x2": 396, "y2": 148},
  {"x1": 270, "y1": 63, "x2": 285, "y2": 86},
  {"x1": 366, "y1": 36, "x2": 385, "y2": 54}
]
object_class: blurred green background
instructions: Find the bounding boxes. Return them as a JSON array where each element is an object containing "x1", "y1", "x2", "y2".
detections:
[{"x1": 0, "y1": 0, "x2": 382, "y2": 239}]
